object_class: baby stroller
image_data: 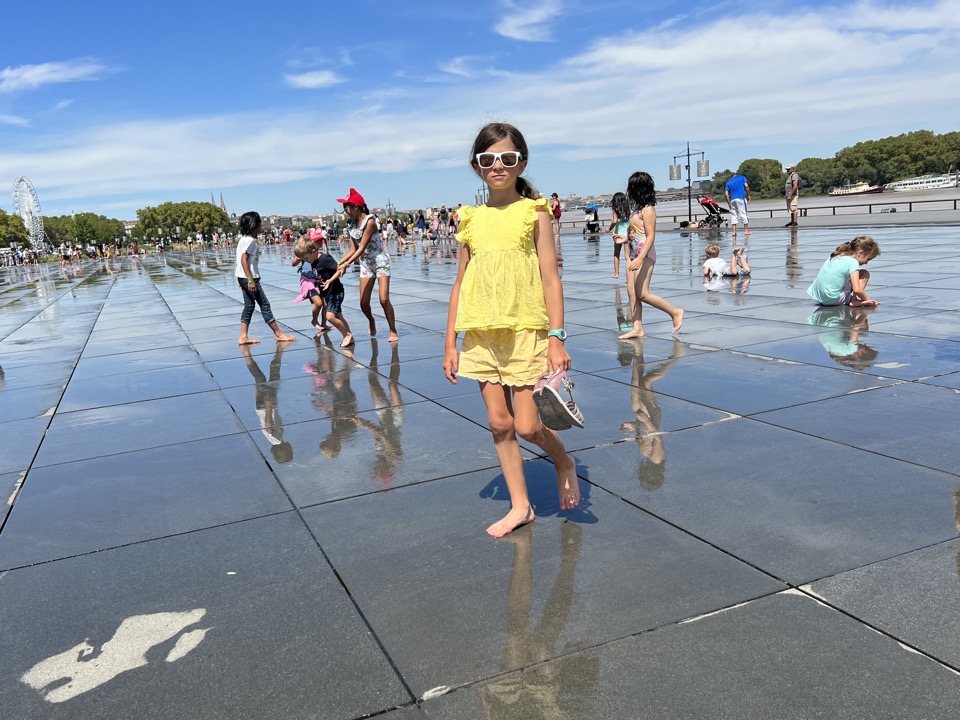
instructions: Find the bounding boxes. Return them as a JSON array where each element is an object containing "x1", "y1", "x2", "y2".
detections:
[
  {"x1": 582, "y1": 205, "x2": 601, "y2": 234},
  {"x1": 698, "y1": 196, "x2": 729, "y2": 229}
]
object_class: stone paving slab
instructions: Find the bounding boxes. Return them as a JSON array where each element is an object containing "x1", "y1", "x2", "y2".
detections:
[
  {"x1": 0, "y1": 514, "x2": 410, "y2": 719},
  {"x1": 420, "y1": 592, "x2": 960, "y2": 719}
]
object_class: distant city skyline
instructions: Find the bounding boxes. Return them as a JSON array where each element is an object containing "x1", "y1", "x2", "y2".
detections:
[{"x1": 2, "y1": 0, "x2": 958, "y2": 220}]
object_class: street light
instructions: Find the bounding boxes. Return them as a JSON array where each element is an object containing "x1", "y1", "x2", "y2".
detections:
[{"x1": 670, "y1": 142, "x2": 710, "y2": 224}]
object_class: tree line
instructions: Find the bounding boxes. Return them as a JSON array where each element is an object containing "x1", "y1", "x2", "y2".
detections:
[
  {"x1": 130, "y1": 201, "x2": 234, "y2": 243},
  {"x1": 702, "y1": 129, "x2": 960, "y2": 198},
  {"x1": 0, "y1": 201, "x2": 235, "y2": 249}
]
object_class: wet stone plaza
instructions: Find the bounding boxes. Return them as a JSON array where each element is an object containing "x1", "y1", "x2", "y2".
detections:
[{"x1": 1, "y1": 223, "x2": 959, "y2": 719}]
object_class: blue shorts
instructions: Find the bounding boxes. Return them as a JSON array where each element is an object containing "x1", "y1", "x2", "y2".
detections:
[{"x1": 324, "y1": 289, "x2": 345, "y2": 315}]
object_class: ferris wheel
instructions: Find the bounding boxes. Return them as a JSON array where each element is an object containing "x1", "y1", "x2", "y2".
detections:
[{"x1": 12, "y1": 176, "x2": 46, "y2": 250}]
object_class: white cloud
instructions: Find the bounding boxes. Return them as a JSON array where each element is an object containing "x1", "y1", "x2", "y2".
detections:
[
  {"x1": 495, "y1": 0, "x2": 563, "y2": 41},
  {"x1": 54, "y1": 99, "x2": 74, "y2": 111},
  {"x1": 439, "y1": 56, "x2": 482, "y2": 77},
  {"x1": 0, "y1": 59, "x2": 108, "y2": 93},
  {"x1": 283, "y1": 70, "x2": 345, "y2": 89},
  {"x1": 0, "y1": 114, "x2": 29, "y2": 126},
  {"x1": 4, "y1": 1, "x2": 959, "y2": 212}
]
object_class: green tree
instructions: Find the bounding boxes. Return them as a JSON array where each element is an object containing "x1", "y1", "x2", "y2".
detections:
[
  {"x1": 0, "y1": 210, "x2": 28, "y2": 248},
  {"x1": 737, "y1": 159, "x2": 784, "y2": 198},
  {"x1": 834, "y1": 129, "x2": 959, "y2": 184},
  {"x1": 44, "y1": 213, "x2": 125, "y2": 246},
  {"x1": 132, "y1": 201, "x2": 233, "y2": 243},
  {"x1": 795, "y1": 157, "x2": 841, "y2": 194},
  {"x1": 702, "y1": 169, "x2": 734, "y2": 198},
  {"x1": 43, "y1": 216, "x2": 73, "y2": 245}
]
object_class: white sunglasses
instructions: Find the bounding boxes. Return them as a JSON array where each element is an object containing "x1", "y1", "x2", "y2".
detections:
[{"x1": 475, "y1": 151, "x2": 524, "y2": 169}]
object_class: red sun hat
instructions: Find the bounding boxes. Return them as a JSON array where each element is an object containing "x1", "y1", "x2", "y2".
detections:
[{"x1": 336, "y1": 188, "x2": 365, "y2": 207}]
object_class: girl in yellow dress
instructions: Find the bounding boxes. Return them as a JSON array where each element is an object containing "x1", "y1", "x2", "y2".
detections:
[{"x1": 443, "y1": 123, "x2": 580, "y2": 538}]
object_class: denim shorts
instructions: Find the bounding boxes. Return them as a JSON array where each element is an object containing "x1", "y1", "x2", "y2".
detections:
[{"x1": 324, "y1": 290, "x2": 345, "y2": 315}]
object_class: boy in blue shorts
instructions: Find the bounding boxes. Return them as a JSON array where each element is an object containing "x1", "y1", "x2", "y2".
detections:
[{"x1": 293, "y1": 238, "x2": 354, "y2": 347}]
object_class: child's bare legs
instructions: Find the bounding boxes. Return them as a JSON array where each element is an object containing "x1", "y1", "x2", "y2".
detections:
[
  {"x1": 310, "y1": 297, "x2": 327, "y2": 332},
  {"x1": 358, "y1": 277, "x2": 378, "y2": 337},
  {"x1": 733, "y1": 247, "x2": 751, "y2": 274},
  {"x1": 612, "y1": 242, "x2": 622, "y2": 278},
  {"x1": 480, "y1": 383, "x2": 579, "y2": 538},
  {"x1": 327, "y1": 311, "x2": 354, "y2": 347},
  {"x1": 268, "y1": 321, "x2": 296, "y2": 343},
  {"x1": 480, "y1": 382, "x2": 534, "y2": 537},
  {"x1": 619, "y1": 263, "x2": 644, "y2": 339},
  {"x1": 238, "y1": 322, "x2": 259, "y2": 345},
  {"x1": 513, "y1": 387, "x2": 578, "y2": 511},
  {"x1": 849, "y1": 269, "x2": 875, "y2": 307},
  {"x1": 636, "y1": 258, "x2": 684, "y2": 334},
  {"x1": 377, "y1": 275, "x2": 399, "y2": 342}
]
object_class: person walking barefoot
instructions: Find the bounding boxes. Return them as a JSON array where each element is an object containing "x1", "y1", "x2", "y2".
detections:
[
  {"x1": 618, "y1": 172, "x2": 683, "y2": 339},
  {"x1": 336, "y1": 188, "x2": 400, "y2": 343},
  {"x1": 235, "y1": 211, "x2": 296, "y2": 345},
  {"x1": 444, "y1": 123, "x2": 579, "y2": 539}
]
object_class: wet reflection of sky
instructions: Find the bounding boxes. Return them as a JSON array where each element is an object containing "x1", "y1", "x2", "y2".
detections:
[{"x1": 1, "y1": 223, "x2": 959, "y2": 718}]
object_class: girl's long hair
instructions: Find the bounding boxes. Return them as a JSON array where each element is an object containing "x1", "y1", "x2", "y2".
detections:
[
  {"x1": 830, "y1": 235, "x2": 880, "y2": 259},
  {"x1": 611, "y1": 192, "x2": 630, "y2": 222},
  {"x1": 469, "y1": 122, "x2": 538, "y2": 200},
  {"x1": 627, "y1": 172, "x2": 657, "y2": 211}
]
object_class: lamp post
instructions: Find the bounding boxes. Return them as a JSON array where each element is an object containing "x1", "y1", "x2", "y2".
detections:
[{"x1": 670, "y1": 142, "x2": 710, "y2": 224}]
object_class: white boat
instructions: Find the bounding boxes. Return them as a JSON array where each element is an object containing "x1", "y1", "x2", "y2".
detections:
[
  {"x1": 828, "y1": 182, "x2": 885, "y2": 196},
  {"x1": 884, "y1": 173, "x2": 960, "y2": 192}
]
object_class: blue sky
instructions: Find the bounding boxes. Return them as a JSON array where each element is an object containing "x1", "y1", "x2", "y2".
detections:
[{"x1": 1, "y1": 0, "x2": 958, "y2": 220}]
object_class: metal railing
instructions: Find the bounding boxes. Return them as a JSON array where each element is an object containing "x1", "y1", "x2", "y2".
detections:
[{"x1": 560, "y1": 195, "x2": 959, "y2": 230}]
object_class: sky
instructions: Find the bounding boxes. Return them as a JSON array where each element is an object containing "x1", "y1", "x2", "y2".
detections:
[{"x1": 1, "y1": 0, "x2": 959, "y2": 221}]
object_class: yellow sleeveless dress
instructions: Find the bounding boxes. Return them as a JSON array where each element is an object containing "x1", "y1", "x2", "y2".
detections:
[{"x1": 455, "y1": 197, "x2": 551, "y2": 386}]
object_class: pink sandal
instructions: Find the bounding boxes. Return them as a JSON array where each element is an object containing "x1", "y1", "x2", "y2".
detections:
[{"x1": 533, "y1": 370, "x2": 585, "y2": 430}]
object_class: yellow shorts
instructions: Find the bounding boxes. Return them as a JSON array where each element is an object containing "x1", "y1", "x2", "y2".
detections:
[{"x1": 458, "y1": 328, "x2": 548, "y2": 386}]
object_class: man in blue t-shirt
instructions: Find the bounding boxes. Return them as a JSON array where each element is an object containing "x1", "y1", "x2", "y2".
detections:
[{"x1": 724, "y1": 173, "x2": 751, "y2": 237}]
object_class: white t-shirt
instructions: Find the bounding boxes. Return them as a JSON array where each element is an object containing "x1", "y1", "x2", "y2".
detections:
[
  {"x1": 235, "y1": 235, "x2": 260, "y2": 279},
  {"x1": 703, "y1": 257, "x2": 729, "y2": 276}
]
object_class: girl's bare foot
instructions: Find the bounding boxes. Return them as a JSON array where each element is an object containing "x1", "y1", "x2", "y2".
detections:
[
  {"x1": 672, "y1": 309, "x2": 684, "y2": 334},
  {"x1": 368, "y1": 321, "x2": 377, "y2": 336},
  {"x1": 618, "y1": 329, "x2": 644, "y2": 340},
  {"x1": 556, "y1": 454, "x2": 580, "y2": 510},
  {"x1": 275, "y1": 333, "x2": 296, "y2": 343},
  {"x1": 339, "y1": 333, "x2": 355, "y2": 347},
  {"x1": 388, "y1": 332, "x2": 399, "y2": 343},
  {"x1": 315, "y1": 325, "x2": 329, "y2": 334},
  {"x1": 487, "y1": 505, "x2": 535, "y2": 538},
  {"x1": 238, "y1": 337, "x2": 260, "y2": 345}
]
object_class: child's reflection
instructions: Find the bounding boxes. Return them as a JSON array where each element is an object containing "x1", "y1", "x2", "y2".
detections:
[
  {"x1": 478, "y1": 522, "x2": 598, "y2": 719},
  {"x1": 241, "y1": 343, "x2": 292, "y2": 463},
  {"x1": 306, "y1": 341, "x2": 359, "y2": 459},
  {"x1": 364, "y1": 339, "x2": 405, "y2": 483},
  {"x1": 619, "y1": 337, "x2": 684, "y2": 491},
  {"x1": 807, "y1": 305, "x2": 878, "y2": 370},
  {"x1": 308, "y1": 339, "x2": 406, "y2": 484},
  {"x1": 613, "y1": 285, "x2": 630, "y2": 334}
]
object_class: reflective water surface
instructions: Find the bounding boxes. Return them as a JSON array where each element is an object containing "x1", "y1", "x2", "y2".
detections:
[{"x1": 1, "y1": 225, "x2": 958, "y2": 719}]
